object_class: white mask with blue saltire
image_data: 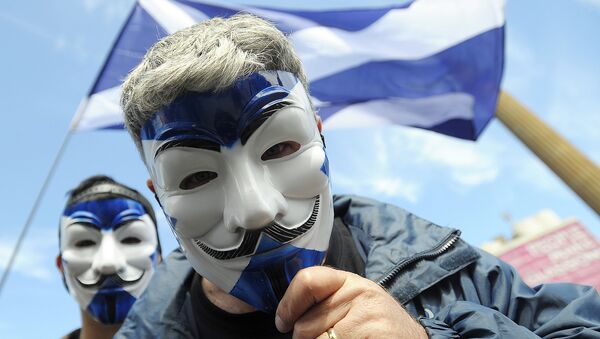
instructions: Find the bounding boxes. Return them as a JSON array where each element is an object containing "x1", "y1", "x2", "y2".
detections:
[
  {"x1": 60, "y1": 197, "x2": 159, "y2": 323},
  {"x1": 141, "y1": 70, "x2": 333, "y2": 312}
]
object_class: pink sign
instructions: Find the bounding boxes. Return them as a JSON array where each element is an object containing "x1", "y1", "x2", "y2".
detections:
[{"x1": 499, "y1": 222, "x2": 600, "y2": 289}]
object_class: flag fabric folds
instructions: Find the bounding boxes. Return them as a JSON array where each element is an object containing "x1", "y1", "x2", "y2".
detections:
[{"x1": 74, "y1": 0, "x2": 505, "y2": 140}]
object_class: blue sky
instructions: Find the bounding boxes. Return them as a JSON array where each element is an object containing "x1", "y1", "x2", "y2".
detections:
[{"x1": 0, "y1": 0, "x2": 599, "y2": 337}]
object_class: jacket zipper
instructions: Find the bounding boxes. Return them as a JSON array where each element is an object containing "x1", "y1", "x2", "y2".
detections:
[{"x1": 376, "y1": 230, "x2": 461, "y2": 289}]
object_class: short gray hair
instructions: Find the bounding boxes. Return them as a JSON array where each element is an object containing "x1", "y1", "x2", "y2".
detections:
[{"x1": 121, "y1": 14, "x2": 310, "y2": 157}]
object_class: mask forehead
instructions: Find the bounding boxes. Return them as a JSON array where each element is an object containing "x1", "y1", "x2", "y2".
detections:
[
  {"x1": 140, "y1": 70, "x2": 303, "y2": 150},
  {"x1": 62, "y1": 198, "x2": 149, "y2": 232}
]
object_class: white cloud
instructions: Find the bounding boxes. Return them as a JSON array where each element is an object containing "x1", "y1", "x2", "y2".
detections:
[
  {"x1": 453, "y1": 168, "x2": 499, "y2": 186},
  {"x1": 397, "y1": 128, "x2": 500, "y2": 187},
  {"x1": 334, "y1": 172, "x2": 422, "y2": 203},
  {"x1": 328, "y1": 117, "x2": 589, "y2": 204},
  {"x1": 373, "y1": 177, "x2": 421, "y2": 202},
  {"x1": 0, "y1": 230, "x2": 57, "y2": 282},
  {"x1": 329, "y1": 128, "x2": 424, "y2": 202},
  {"x1": 83, "y1": 0, "x2": 103, "y2": 11},
  {"x1": 575, "y1": 0, "x2": 600, "y2": 11},
  {"x1": 329, "y1": 126, "x2": 501, "y2": 203}
]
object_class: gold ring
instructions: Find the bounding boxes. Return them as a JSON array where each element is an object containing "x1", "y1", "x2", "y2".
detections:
[{"x1": 327, "y1": 328, "x2": 339, "y2": 339}]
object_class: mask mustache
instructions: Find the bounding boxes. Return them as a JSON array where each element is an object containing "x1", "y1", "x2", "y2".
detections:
[
  {"x1": 195, "y1": 196, "x2": 320, "y2": 260},
  {"x1": 77, "y1": 271, "x2": 144, "y2": 289}
]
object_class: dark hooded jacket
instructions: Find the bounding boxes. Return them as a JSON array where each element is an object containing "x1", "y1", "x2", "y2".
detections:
[{"x1": 116, "y1": 195, "x2": 600, "y2": 338}]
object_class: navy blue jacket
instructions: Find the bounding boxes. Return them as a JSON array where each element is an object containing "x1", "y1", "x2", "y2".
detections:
[{"x1": 116, "y1": 195, "x2": 600, "y2": 338}]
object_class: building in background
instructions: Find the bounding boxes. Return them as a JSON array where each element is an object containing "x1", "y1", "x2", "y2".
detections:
[{"x1": 482, "y1": 210, "x2": 600, "y2": 290}]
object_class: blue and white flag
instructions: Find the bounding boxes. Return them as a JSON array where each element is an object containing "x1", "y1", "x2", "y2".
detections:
[{"x1": 74, "y1": 0, "x2": 505, "y2": 140}]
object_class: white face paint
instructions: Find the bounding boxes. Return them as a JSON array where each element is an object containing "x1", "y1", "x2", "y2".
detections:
[
  {"x1": 141, "y1": 71, "x2": 333, "y2": 312},
  {"x1": 59, "y1": 198, "x2": 158, "y2": 323}
]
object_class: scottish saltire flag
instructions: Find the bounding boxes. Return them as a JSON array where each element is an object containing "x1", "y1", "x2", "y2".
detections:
[{"x1": 74, "y1": 0, "x2": 504, "y2": 140}]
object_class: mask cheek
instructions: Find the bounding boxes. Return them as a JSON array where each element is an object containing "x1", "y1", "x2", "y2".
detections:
[
  {"x1": 62, "y1": 262, "x2": 96, "y2": 308},
  {"x1": 268, "y1": 146, "x2": 329, "y2": 198},
  {"x1": 121, "y1": 245, "x2": 158, "y2": 270},
  {"x1": 160, "y1": 187, "x2": 224, "y2": 239},
  {"x1": 61, "y1": 249, "x2": 93, "y2": 277}
]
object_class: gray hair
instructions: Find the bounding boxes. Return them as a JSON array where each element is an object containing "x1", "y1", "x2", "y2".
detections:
[{"x1": 121, "y1": 14, "x2": 310, "y2": 157}]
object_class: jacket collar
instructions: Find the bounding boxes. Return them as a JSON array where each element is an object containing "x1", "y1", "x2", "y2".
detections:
[{"x1": 333, "y1": 195, "x2": 480, "y2": 303}]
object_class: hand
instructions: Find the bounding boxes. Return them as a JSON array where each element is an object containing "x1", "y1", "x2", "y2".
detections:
[{"x1": 275, "y1": 266, "x2": 428, "y2": 339}]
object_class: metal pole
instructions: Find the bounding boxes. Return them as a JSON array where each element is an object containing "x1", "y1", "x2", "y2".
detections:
[
  {"x1": 496, "y1": 90, "x2": 600, "y2": 216},
  {"x1": 0, "y1": 124, "x2": 76, "y2": 297}
]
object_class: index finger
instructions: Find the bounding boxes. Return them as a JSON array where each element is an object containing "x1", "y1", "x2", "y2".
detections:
[{"x1": 275, "y1": 266, "x2": 347, "y2": 333}]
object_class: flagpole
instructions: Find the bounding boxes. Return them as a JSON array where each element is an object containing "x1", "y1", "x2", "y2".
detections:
[
  {"x1": 0, "y1": 101, "x2": 85, "y2": 298},
  {"x1": 0, "y1": 1, "x2": 139, "y2": 299},
  {"x1": 496, "y1": 91, "x2": 600, "y2": 216}
]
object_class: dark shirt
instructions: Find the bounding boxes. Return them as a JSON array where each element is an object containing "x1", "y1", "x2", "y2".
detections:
[{"x1": 189, "y1": 218, "x2": 365, "y2": 338}]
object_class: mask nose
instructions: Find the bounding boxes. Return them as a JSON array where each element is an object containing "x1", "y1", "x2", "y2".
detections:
[
  {"x1": 223, "y1": 159, "x2": 287, "y2": 232},
  {"x1": 92, "y1": 233, "x2": 126, "y2": 275}
]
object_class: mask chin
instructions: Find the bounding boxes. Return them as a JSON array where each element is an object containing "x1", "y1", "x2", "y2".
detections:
[
  {"x1": 229, "y1": 241, "x2": 328, "y2": 313},
  {"x1": 86, "y1": 288, "x2": 137, "y2": 324},
  {"x1": 62, "y1": 258, "x2": 156, "y2": 324}
]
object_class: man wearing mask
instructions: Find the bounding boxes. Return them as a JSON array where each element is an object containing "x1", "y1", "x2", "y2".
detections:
[
  {"x1": 57, "y1": 175, "x2": 161, "y2": 339},
  {"x1": 117, "y1": 14, "x2": 600, "y2": 338}
]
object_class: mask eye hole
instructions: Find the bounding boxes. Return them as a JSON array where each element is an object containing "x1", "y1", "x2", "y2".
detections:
[
  {"x1": 121, "y1": 237, "x2": 141, "y2": 245},
  {"x1": 261, "y1": 141, "x2": 300, "y2": 161},
  {"x1": 179, "y1": 171, "x2": 218, "y2": 190},
  {"x1": 75, "y1": 239, "x2": 96, "y2": 248}
]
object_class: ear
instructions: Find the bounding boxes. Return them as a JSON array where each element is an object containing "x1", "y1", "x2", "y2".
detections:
[
  {"x1": 56, "y1": 254, "x2": 64, "y2": 274},
  {"x1": 146, "y1": 178, "x2": 156, "y2": 194}
]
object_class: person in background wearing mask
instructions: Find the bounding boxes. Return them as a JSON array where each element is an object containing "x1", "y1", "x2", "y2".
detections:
[
  {"x1": 117, "y1": 14, "x2": 600, "y2": 339},
  {"x1": 56, "y1": 175, "x2": 161, "y2": 339}
]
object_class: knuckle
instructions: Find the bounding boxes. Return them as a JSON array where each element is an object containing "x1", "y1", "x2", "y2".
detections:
[
  {"x1": 293, "y1": 321, "x2": 313, "y2": 339},
  {"x1": 363, "y1": 286, "x2": 381, "y2": 299},
  {"x1": 295, "y1": 268, "x2": 314, "y2": 285},
  {"x1": 295, "y1": 269, "x2": 318, "y2": 298},
  {"x1": 353, "y1": 284, "x2": 389, "y2": 308}
]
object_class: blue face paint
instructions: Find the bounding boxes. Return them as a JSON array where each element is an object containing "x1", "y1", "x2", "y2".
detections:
[
  {"x1": 140, "y1": 70, "x2": 300, "y2": 148},
  {"x1": 87, "y1": 288, "x2": 137, "y2": 324},
  {"x1": 63, "y1": 198, "x2": 148, "y2": 231},
  {"x1": 320, "y1": 152, "x2": 330, "y2": 178},
  {"x1": 230, "y1": 237, "x2": 327, "y2": 313}
]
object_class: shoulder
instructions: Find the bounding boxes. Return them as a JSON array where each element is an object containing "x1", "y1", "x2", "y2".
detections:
[
  {"x1": 333, "y1": 194, "x2": 452, "y2": 241},
  {"x1": 333, "y1": 194, "x2": 469, "y2": 257}
]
